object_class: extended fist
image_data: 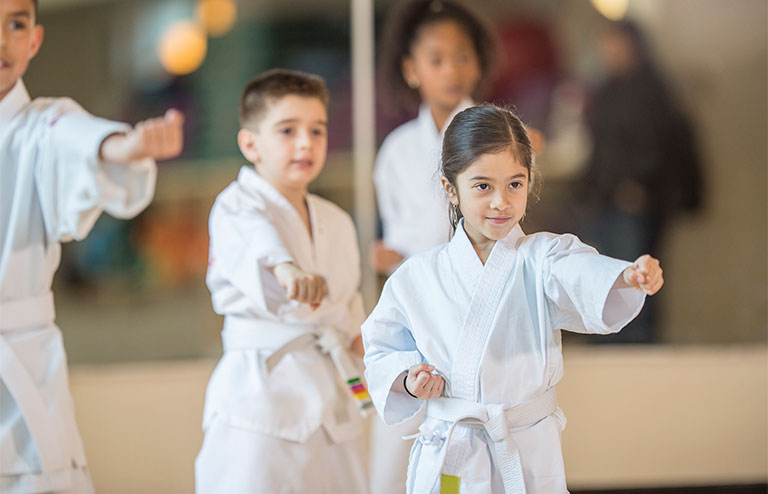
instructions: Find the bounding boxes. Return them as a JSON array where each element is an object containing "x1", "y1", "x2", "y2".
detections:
[
  {"x1": 623, "y1": 254, "x2": 664, "y2": 295},
  {"x1": 100, "y1": 109, "x2": 184, "y2": 163},
  {"x1": 273, "y1": 262, "x2": 327, "y2": 310}
]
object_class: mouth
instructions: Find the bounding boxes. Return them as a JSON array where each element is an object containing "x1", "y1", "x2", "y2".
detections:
[
  {"x1": 486, "y1": 216, "x2": 512, "y2": 225},
  {"x1": 290, "y1": 159, "x2": 313, "y2": 168}
]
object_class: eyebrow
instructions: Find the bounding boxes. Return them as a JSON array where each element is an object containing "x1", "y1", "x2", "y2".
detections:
[
  {"x1": 9, "y1": 11, "x2": 32, "y2": 18},
  {"x1": 273, "y1": 118, "x2": 327, "y2": 127},
  {"x1": 468, "y1": 173, "x2": 527, "y2": 181}
]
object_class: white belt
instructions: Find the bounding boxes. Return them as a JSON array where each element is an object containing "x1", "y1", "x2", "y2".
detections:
[
  {"x1": 0, "y1": 293, "x2": 70, "y2": 486},
  {"x1": 424, "y1": 388, "x2": 559, "y2": 493},
  {"x1": 221, "y1": 315, "x2": 314, "y2": 354},
  {"x1": 0, "y1": 292, "x2": 55, "y2": 332},
  {"x1": 221, "y1": 315, "x2": 374, "y2": 416}
]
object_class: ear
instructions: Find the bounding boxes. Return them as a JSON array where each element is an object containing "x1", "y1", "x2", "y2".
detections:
[
  {"x1": 237, "y1": 128, "x2": 260, "y2": 164},
  {"x1": 441, "y1": 176, "x2": 458, "y2": 205},
  {"x1": 401, "y1": 56, "x2": 419, "y2": 89},
  {"x1": 29, "y1": 25, "x2": 44, "y2": 60}
]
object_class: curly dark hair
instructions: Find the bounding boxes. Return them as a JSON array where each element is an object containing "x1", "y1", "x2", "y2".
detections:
[{"x1": 378, "y1": 0, "x2": 497, "y2": 114}]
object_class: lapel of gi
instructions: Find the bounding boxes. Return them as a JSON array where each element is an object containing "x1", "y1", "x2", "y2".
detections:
[{"x1": 449, "y1": 223, "x2": 524, "y2": 400}]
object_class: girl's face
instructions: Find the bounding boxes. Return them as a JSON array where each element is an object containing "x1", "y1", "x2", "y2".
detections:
[
  {"x1": 443, "y1": 149, "x2": 529, "y2": 246},
  {"x1": 403, "y1": 20, "x2": 480, "y2": 113}
]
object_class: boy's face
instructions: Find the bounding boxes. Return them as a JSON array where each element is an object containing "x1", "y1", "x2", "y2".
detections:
[
  {"x1": 239, "y1": 94, "x2": 327, "y2": 193},
  {"x1": 0, "y1": 0, "x2": 43, "y2": 100}
]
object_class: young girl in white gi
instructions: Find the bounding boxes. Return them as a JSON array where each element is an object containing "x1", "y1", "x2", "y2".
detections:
[
  {"x1": 0, "y1": 1, "x2": 184, "y2": 492},
  {"x1": 195, "y1": 69, "x2": 369, "y2": 494},
  {"x1": 370, "y1": 3, "x2": 545, "y2": 489},
  {"x1": 362, "y1": 104, "x2": 663, "y2": 493},
  {"x1": 370, "y1": 3, "x2": 500, "y2": 488}
]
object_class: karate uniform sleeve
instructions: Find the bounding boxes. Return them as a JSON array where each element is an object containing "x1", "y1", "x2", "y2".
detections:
[
  {"x1": 34, "y1": 98, "x2": 157, "y2": 242},
  {"x1": 207, "y1": 191, "x2": 295, "y2": 315},
  {"x1": 362, "y1": 273, "x2": 425, "y2": 424},
  {"x1": 542, "y1": 234, "x2": 645, "y2": 334},
  {"x1": 373, "y1": 141, "x2": 403, "y2": 253}
]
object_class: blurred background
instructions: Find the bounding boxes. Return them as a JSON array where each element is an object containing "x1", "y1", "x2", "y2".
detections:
[{"x1": 25, "y1": 0, "x2": 766, "y2": 492}]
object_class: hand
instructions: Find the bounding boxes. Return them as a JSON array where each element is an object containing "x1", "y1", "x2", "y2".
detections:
[
  {"x1": 100, "y1": 109, "x2": 184, "y2": 163},
  {"x1": 371, "y1": 241, "x2": 404, "y2": 275},
  {"x1": 273, "y1": 263, "x2": 327, "y2": 310},
  {"x1": 405, "y1": 363, "x2": 445, "y2": 400},
  {"x1": 622, "y1": 254, "x2": 664, "y2": 295},
  {"x1": 349, "y1": 334, "x2": 364, "y2": 358}
]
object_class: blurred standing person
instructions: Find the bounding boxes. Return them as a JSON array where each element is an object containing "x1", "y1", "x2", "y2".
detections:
[{"x1": 580, "y1": 20, "x2": 702, "y2": 343}]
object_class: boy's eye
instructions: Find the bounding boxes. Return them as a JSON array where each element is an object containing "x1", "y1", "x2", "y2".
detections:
[
  {"x1": 430, "y1": 57, "x2": 442, "y2": 67},
  {"x1": 456, "y1": 54, "x2": 469, "y2": 64},
  {"x1": 9, "y1": 20, "x2": 27, "y2": 30}
]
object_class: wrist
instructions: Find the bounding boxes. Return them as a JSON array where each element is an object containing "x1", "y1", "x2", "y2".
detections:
[{"x1": 403, "y1": 373, "x2": 418, "y2": 398}]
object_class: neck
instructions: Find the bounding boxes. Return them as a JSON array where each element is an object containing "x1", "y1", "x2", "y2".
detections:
[
  {"x1": 273, "y1": 182, "x2": 307, "y2": 212},
  {"x1": 463, "y1": 223, "x2": 496, "y2": 265},
  {"x1": 0, "y1": 81, "x2": 18, "y2": 103},
  {"x1": 429, "y1": 104, "x2": 457, "y2": 133}
]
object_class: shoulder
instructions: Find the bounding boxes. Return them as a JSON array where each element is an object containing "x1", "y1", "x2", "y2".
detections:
[
  {"x1": 387, "y1": 242, "x2": 446, "y2": 286},
  {"x1": 309, "y1": 194, "x2": 357, "y2": 233},
  {"x1": 518, "y1": 231, "x2": 596, "y2": 259},
  {"x1": 211, "y1": 169, "x2": 269, "y2": 217},
  {"x1": 19, "y1": 97, "x2": 84, "y2": 124},
  {"x1": 378, "y1": 118, "x2": 420, "y2": 157}
]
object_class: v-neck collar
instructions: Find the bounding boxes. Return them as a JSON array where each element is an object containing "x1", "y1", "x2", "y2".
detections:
[
  {"x1": 417, "y1": 97, "x2": 474, "y2": 143},
  {"x1": 448, "y1": 219, "x2": 524, "y2": 290},
  {"x1": 238, "y1": 165, "x2": 315, "y2": 242},
  {"x1": 0, "y1": 80, "x2": 30, "y2": 127}
]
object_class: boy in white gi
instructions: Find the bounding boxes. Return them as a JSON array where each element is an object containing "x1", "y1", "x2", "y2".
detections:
[
  {"x1": 0, "y1": 0, "x2": 184, "y2": 492},
  {"x1": 362, "y1": 105, "x2": 664, "y2": 493},
  {"x1": 195, "y1": 69, "x2": 369, "y2": 494}
]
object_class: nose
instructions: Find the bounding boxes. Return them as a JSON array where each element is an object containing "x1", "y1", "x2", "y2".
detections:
[
  {"x1": 490, "y1": 191, "x2": 510, "y2": 211},
  {"x1": 444, "y1": 59, "x2": 459, "y2": 78},
  {"x1": 296, "y1": 128, "x2": 311, "y2": 150}
]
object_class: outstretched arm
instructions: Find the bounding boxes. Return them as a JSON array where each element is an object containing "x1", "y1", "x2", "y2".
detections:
[{"x1": 99, "y1": 109, "x2": 184, "y2": 163}]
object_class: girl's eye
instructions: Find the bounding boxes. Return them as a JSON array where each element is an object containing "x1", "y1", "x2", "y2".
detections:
[
  {"x1": 474, "y1": 183, "x2": 490, "y2": 191},
  {"x1": 430, "y1": 57, "x2": 442, "y2": 67},
  {"x1": 279, "y1": 128, "x2": 294, "y2": 135},
  {"x1": 509, "y1": 181, "x2": 523, "y2": 189},
  {"x1": 312, "y1": 128, "x2": 325, "y2": 137},
  {"x1": 457, "y1": 54, "x2": 468, "y2": 64}
]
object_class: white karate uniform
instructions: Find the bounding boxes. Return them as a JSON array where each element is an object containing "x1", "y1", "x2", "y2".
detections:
[
  {"x1": 373, "y1": 99, "x2": 473, "y2": 259},
  {"x1": 363, "y1": 222, "x2": 645, "y2": 493},
  {"x1": 0, "y1": 81, "x2": 157, "y2": 493},
  {"x1": 195, "y1": 166, "x2": 369, "y2": 494},
  {"x1": 370, "y1": 100, "x2": 472, "y2": 493}
]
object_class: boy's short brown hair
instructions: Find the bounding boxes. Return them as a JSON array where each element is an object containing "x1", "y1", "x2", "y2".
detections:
[{"x1": 239, "y1": 69, "x2": 329, "y2": 128}]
